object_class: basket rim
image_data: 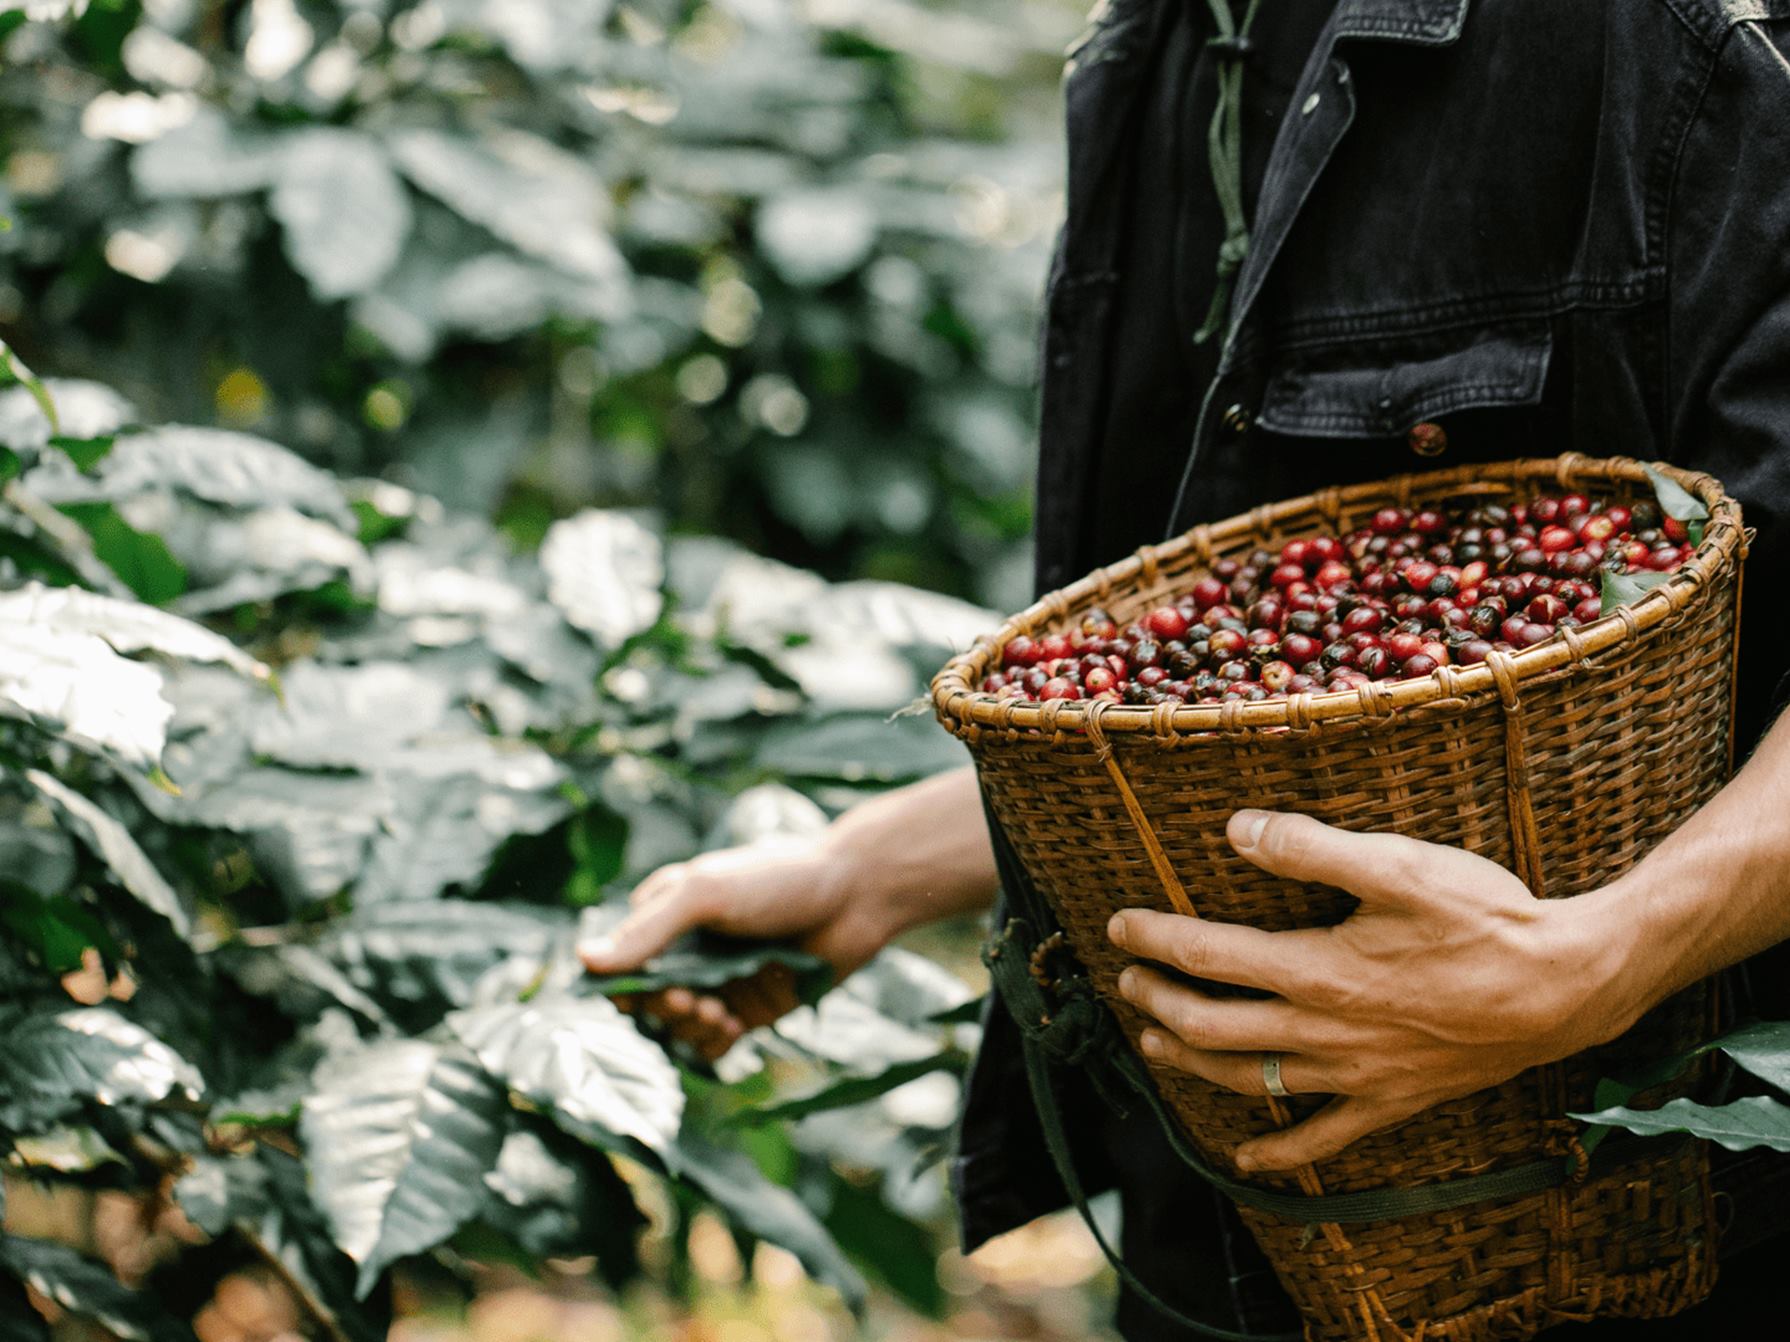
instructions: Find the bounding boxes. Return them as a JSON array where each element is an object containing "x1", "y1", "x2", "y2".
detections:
[{"x1": 930, "y1": 453, "x2": 1746, "y2": 738}]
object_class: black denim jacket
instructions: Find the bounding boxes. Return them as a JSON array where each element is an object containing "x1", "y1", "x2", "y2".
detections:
[{"x1": 954, "y1": 0, "x2": 1790, "y2": 1332}]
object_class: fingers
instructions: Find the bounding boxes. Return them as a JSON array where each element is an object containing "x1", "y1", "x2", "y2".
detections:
[
  {"x1": 1139, "y1": 1031, "x2": 1335, "y2": 1098},
  {"x1": 721, "y1": 964, "x2": 799, "y2": 1030},
  {"x1": 579, "y1": 868, "x2": 711, "y2": 974},
  {"x1": 1226, "y1": 810, "x2": 1436, "y2": 910},
  {"x1": 1109, "y1": 908, "x2": 1337, "y2": 1002},
  {"x1": 627, "y1": 988, "x2": 744, "y2": 1061},
  {"x1": 1231, "y1": 1094, "x2": 1426, "y2": 1172},
  {"x1": 1118, "y1": 966, "x2": 1328, "y2": 1053}
]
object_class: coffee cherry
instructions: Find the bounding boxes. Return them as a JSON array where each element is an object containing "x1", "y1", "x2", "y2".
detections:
[
  {"x1": 1314, "y1": 560, "x2": 1353, "y2": 591},
  {"x1": 1370, "y1": 507, "x2": 1408, "y2": 535},
  {"x1": 1455, "y1": 638, "x2": 1493, "y2": 665},
  {"x1": 1402, "y1": 653, "x2": 1440, "y2": 677},
  {"x1": 1136, "y1": 665, "x2": 1168, "y2": 688},
  {"x1": 1145, "y1": 606, "x2": 1190, "y2": 641},
  {"x1": 1342, "y1": 605, "x2": 1386, "y2": 636},
  {"x1": 1281, "y1": 632, "x2": 1323, "y2": 666},
  {"x1": 1538, "y1": 525, "x2": 1576, "y2": 554},
  {"x1": 1526, "y1": 594, "x2": 1568, "y2": 624},
  {"x1": 1191, "y1": 577, "x2": 1228, "y2": 610},
  {"x1": 1356, "y1": 646, "x2": 1392, "y2": 678},
  {"x1": 1083, "y1": 666, "x2": 1117, "y2": 694},
  {"x1": 1514, "y1": 622, "x2": 1553, "y2": 648},
  {"x1": 1572, "y1": 597, "x2": 1602, "y2": 623},
  {"x1": 1261, "y1": 660, "x2": 1295, "y2": 691},
  {"x1": 1039, "y1": 676, "x2": 1080, "y2": 700},
  {"x1": 1645, "y1": 546, "x2": 1683, "y2": 572},
  {"x1": 1128, "y1": 640, "x2": 1163, "y2": 670},
  {"x1": 1003, "y1": 636, "x2": 1041, "y2": 668},
  {"x1": 1321, "y1": 641, "x2": 1357, "y2": 670}
]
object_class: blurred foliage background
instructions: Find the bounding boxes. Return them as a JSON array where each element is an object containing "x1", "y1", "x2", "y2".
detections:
[
  {"x1": 1, "y1": 0, "x2": 1075, "y2": 609},
  {"x1": 0, "y1": 1, "x2": 1124, "y2": 1340}
]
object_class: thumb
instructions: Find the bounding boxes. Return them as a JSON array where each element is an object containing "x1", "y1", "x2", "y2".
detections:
[{"x1": 579, "y1": 880, "x2": 708, "y2": 974}]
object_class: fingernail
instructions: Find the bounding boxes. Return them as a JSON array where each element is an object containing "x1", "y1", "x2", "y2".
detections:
[
  {"x1": 1107, "y1": 912, "x2": 1128, "y2": 945},
  {"x1": 1233, "y1": 810, "x2": 1269, "y2": 849},
  {"x1": 579, "y1": 935, "x2": 616, "y2": 966},
  {"x1": 1139, "y1": 1029, "x2": 1164, "y2": 1058},
  {"x1": 1118, "y1": 967, "x2": 1139, "y2": 999},
  {"x1": 1234, "y1": 1151, "x2": 1259, "y2": 1173}
]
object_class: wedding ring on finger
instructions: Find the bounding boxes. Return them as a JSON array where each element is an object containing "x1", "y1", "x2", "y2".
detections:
[{"x1": 1261, "y1": 1051, "x2": 1290, "y2": 1098}]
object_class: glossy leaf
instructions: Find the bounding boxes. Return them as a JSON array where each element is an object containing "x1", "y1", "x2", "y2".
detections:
[
  {"x1": 0, "y1": 1236, "x2": 191, "y2": 1342},
  {"x1": 538, "y1": 510, "x2": 665, "y2": 649},
  {"x1": 300, "y1": 1039, "x2": 508, "y2": 1295},
  {"x1": 446, "y1": 997, "x2": 685, "y2": 1154},
  {"x1": 1598, "y1": 568, "x2": 1675, "y2": 617},
  {"x1": 0, "y1": 583, "x2": 268, "y2": 681},
  {"x1": 742, "y1": 1051, "x2": 961, "y2": 1124},
  {"x1": 0, "y1": 1006, "x2": 203, "y2": 1130},
  {"x1": 25, "y1": 771, "x2": 192, "y2": 940},
  {"x1": 1570, "y1": 1094, "x2": 1790, "y2": 1153},
  {"x1": 270, "y1": 129, "x2": 412, "y2": 301}
]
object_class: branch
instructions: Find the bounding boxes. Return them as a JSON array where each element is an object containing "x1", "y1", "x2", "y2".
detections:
[{"x1": 237, "y1": 1226, "x2": 355, "y2": 1342}]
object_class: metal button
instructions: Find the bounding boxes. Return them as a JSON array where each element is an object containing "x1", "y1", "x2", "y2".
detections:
[
  {"x1": 1221, "y1": 404, "x2": 1253, "y2": 437},
  {"x1": 1408, "y1": 421, "x2": 1449, "y2": 458},
  {"x1": 1301, "y1": 92, "x2": 1321, "y2": 116}
]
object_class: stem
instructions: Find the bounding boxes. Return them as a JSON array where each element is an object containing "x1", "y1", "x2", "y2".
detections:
[
  {"x1": 238, "y1": 1226, "x2": 355, "y2": 1342},
  {"x1": 0, "y1": 479, "x2": 132, "y2": 598}
]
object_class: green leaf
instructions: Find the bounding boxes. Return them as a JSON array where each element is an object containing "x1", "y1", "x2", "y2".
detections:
[
  {"x1": 53, "y1": 436, "x2": 113, "y2": 472},
  {"x1": 1598, "y1": 567, "x2": 1674, "y2": 616},
  {"x1": 741, "y1": 1052, "x2": 961, "y2": 1124},
  {"x1": 667, "y1": 1137, "x2": 867, "y2": 1314},
  {"x1": 1642, "y1": 464, "x2": 1710, "y2": 525},
  {"x1": 821, "y1": 1173, "x2": 945, "y2": 1317},
  {"x1": 446, "y1": 997, "x2": 685, "y2": 1155},
  {"x1": 0, "y1": 891, "x2": 115, "y2": 975},
  {"x1": 56, "y1": 503, "x2": 187, "y2": 605},
  {"x1": 1712, "y1": 1019, "x2": 1790, "y2": 1093},
  {"x1": 477, "y1": 1124, "x2": 646, "y2": 1283},
  {"x1": 25, "y1": 771, "x2": 193, "y2": 940},
  {"x1": 270, "y1": 130, "x2": 413, "y2": 301},
  {"x1": 300, "y1": 1039, "x2": 509, "y2": 1297},
  {"x1": 0, "y1": 583, "x2": 269, "y2": 681},
  {"x1": 0, "y1": 1235, "x2": 193, "y2": 1342},
  {"x1": 1569, "y1": 1094, "x2": 1790, "y2": 1153},
  {"x1": 754, "y1": 712, "x2": 968, "y2": 783},
  {"x1": 538, "y1": 510, "x2": 665, "y2": 651},
  {"x1": 576, "y1": 905, "x2": 832, "y2": 1003},
  {"x1": 0, "y1": 1006, "x2": 203, "y2": 1132},
  {"x1": 234, "y1": 1149, "x2": 393, "y2": 1342}
]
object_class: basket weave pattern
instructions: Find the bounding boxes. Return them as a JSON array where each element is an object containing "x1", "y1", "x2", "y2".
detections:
[{"x1": 934, "y1": 456, "x2": 1746, "y2": 1342}]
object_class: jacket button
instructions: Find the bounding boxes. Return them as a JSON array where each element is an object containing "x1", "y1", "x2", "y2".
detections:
[
  {"x1": 1408, "y1": 421, "x2": 1448, "y2": 457},
  {"x1": 1221, "y1": 404, "x2": 1253, "y2": 437}
]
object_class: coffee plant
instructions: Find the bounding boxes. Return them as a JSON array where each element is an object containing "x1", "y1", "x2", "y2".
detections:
[
  {"x1": 0, "y1": 0, "x2": 1074, "y2": 607},
  {"x1": 0, "y1": 359, "x2": 995, "y2": 1339}
]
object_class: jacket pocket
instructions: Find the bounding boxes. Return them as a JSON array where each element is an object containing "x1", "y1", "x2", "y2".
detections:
[{"x1": 1256, "y1": 322, "x2": 1553, "y2": 439}]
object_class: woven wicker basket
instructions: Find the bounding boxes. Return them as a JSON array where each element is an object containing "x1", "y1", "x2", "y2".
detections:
[{"x1": 933, "y1": 454, "x2": 1748, "y2": 1342}]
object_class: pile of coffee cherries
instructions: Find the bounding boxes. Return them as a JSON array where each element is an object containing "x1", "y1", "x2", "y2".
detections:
[{"x1": 984, "y1": 493, "x2": 1693, "y2": 705}]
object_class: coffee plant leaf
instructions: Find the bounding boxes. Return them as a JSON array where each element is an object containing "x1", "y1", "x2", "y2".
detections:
[
  {"x1": 1571, "y1": 1094, "x2": 1790, "y2": 1153},
  {"x1": 756, "y1": 188, "x2": 878, "y2": 287},
  {"x1": 667, "y1": 1136, "x2": 867, "y2": 1315},
  {"x1": 434, "y1": 0, "x2": 611, "y2": 73},
  {"x1": 577, "y1": 904, "x2": 832, "y2": 1004},
  {"x1": 270, "y1": 128, "x2": 412, "y2": 301},
  {"x1": 130, "y1": 105, "x2": 288, "y2": 200},
  {"x1": 24, "y1": 426, "x2": 352, "y2": 528},
  {"x1": 446, "y1": 997, "x2": 685, "y2": 1155},
  {"x1": 478, "y1": 1124, "x2": 647, "y2": 1276},
  {"x1": 0, "y1": 583, "x2": 268, "y2": 681},
  {"x1": 1598, "y1": 568, "x2": 1675, "y2": 616},
  {"x1": 24, "y1": 771, "x2": 192, "y2": 940},
  {"x1": 0, "y1": 1235, "x2": 190, "y2": 1342},
  {"x1": 842, "y1": 947, "x2": 977, "y2": 1028},
  {"x1": 753, "y1": 711, "x2": 968, "y2": 783},
  {"x1": 240, "y1": 1148, "x2": 394, "y2": 1342},
  {"x1": 772, "y1": 991, "x2": 945, "y2": 1075},
  {"x1": 317, "y1": 901, "x2": 568, "y2": 1020},
  {"x1": 741, "y1": 1051, "x2": 962, "y2": 1125},
  {"x1": 1642, "y1": 464, "x2": 1710, "y2": 525},
  {"x1": 0, "y1": 1006, "x2": 202, "y2": 1130},
  {"x1": 538, "y1": 510, "x2": 665, "y2": 649},
  {"x1": 384, "y1": 128, "x2": 627, "y2": 289},
  {"x1": 0, "y1": 379, "x2": 135, "y2": 455},
  {"x1": 1713, "y1": 1019, "x2": 1790, "y2": 1094},
  {"x1": 300, "y1": 1038, "x2": 509, "y2": 1296},
  {"x1": 0, "y1": 625, "x2": 172, "y2": 769}
]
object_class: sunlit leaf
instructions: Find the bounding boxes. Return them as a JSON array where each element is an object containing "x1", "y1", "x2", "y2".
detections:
[
  {"x1": 447, "y1": 997, "x2": 684, "y2": 1154},
  {"x1": 270, "y1": 129, "x2": 413, "y2": 301},
  {"x1": 1570, "y1": 1094, "x2": 1790, "y2": 1153},
  {"x1": 0, "y1": 1236, "x2": 190, "y2": 1342},
  {"x1": 25, "y1": 770, "x2": 192, "y2": 940},
  {"x1": 300, "y1": 1039, "x2": 508, "y2": 1296},
  {"x1": 0, "y1": 1006, "x2": 202, "y2": 1131},
  {"x1": 538, "y1": 510, "x2": 664, "y2": 649}
]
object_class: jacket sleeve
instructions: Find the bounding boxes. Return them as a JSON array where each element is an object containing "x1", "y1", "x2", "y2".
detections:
[{"x1": 1666, "y1": 15, "x2": 1790, "y2": 749}]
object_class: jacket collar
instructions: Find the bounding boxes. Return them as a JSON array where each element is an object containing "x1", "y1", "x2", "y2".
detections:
[{"x1": 1334, "y1": 0, "x2": 1471, "y2": 45}]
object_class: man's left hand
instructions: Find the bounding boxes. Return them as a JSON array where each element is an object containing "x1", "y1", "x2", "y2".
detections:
[{"x1": 1106, "y1": 809, "x2": 1649, "y2": 1173}]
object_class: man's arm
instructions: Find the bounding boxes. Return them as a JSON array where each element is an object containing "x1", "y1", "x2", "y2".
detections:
[
  {"x1": 579, "y1": 766, "x2": 999, "y2": 1055},
  {"x1": 1108, "y1": 710, "x2": 1790, "y2": 1173}
]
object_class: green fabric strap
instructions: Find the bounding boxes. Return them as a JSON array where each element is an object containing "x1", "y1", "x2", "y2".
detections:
[
  {"x1": 1194, "y1": 0, "x2": 1264, "y2": 344},
  {"x1": 987, "y1": 917, "x2": 1689, "y2": 1335}
]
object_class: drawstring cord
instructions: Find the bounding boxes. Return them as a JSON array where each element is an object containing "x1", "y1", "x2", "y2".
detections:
[{"x1": 1194, "y1": 0, "x2": 1263, "y2": 344}]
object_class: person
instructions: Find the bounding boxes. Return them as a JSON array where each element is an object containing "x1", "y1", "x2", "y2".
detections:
[{"x1": 581, "y1": 0, "x2": 1790, "y2": 1335}]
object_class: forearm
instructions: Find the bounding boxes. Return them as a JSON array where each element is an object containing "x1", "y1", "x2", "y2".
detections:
[
  {"x1": 1605, "y1": 709, "x2": 1790, "y2": 1017},
  {"x1": 822, "y1": 765, "x2": 1000, "y2": 936}
]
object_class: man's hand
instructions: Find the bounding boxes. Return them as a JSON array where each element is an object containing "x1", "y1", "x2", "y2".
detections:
[
  {"x1": 1108, "y1": 809, "x2": 1644, "y2": 1173},
  {"x1": 579, "y1": 835, "x2": 897, "y2": 1060},
  {"x1": 579, "y1": 768, "x2": 1001, "y2": 1061}
]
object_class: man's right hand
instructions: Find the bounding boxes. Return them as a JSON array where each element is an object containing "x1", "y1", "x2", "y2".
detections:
[{"x1": 578, "y1": 767, "x2": 1001, "y2": 1060}]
